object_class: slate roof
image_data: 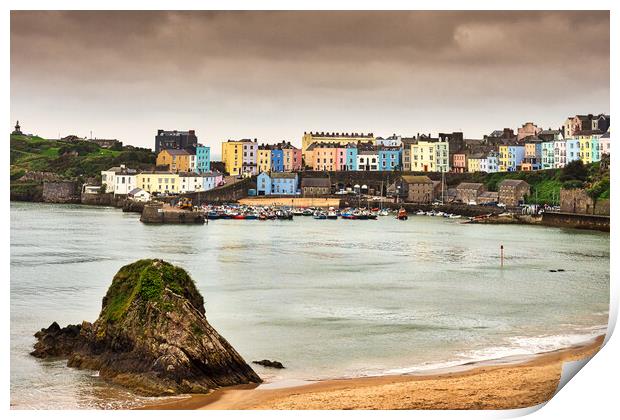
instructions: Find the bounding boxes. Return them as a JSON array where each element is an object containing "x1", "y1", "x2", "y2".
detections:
[
  {"x1": 499, "y1": 179, "x2": 529, "y2": 188},
  {"x1": 456, "y1": 182, "x2": 484, "y2": 190},
  {"x1": 401, "y1": 175, "x2": 432, "y2": 184},
  {"x1": 301, "y1": 177, "x2": 331, "y2": 187},
  {"x1": 271, "y1": 172, "x2": 297, "y2": 179},
  {"x1": 161, "y1": 148, "x2": 191, "y2": 156}
]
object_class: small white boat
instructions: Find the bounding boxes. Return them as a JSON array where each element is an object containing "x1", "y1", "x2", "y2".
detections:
[
  {"x1": 449, "y1": 214, "x2": 462, "y2": 219},
  {"x1": 416, "y1": 210, "x2": 425, "y2": 215}
]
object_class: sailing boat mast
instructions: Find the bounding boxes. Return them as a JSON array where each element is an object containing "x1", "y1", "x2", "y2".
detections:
[{"x1": 441, "y1": 167, "x2": 445, "y2": 205}]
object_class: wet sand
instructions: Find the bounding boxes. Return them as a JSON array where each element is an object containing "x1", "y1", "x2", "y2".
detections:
[{"x1": 142, "y1": 335, "x2": 603, "y2": 410}]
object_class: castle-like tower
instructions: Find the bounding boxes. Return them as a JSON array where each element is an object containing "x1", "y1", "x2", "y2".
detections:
[{"x1": 12, "y1": 120, "x2": 23, "y2": 135}]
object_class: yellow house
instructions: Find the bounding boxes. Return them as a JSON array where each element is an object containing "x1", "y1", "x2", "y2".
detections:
[
  {"x1": 577, "y1": 133, "x2": 593, "y2": 164},
  {"x1": 136, "y1": 172, "x2": 179, "y2": 194},
  {"x1": 257, "y1": 148, "x2": 271, "y2": 173},
  {"x1": 221, "y1": 140, "x2": 245, "y2": 176},
  {"x1": 467, "y1": 157, "x2": 484, "y2": 172},
  {"x1": 498, "y1": 145, "x2": 509, "y2": 172},
  {"x1": 410, "y1": 140, "x2": 449, "y2": 172},
  {"x1": 156, "y1": 149, "x2": 191, "y2": 172}
]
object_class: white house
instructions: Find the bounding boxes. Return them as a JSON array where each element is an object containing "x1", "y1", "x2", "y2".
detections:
[
  {"x1": 101, "y1": 165, "x2": 137, "y2": 195},
  {"x1": 357, "y1": 150, "x2": 379, "y2": 171},
  {"x1": 179, "y1": 173, "x2": 204, "y2": 193},
  {"x1": 178, "y1": 171, "x2": 225, "y2": 193},
  {"x1": 375, "y1": 135, "x2": 402, "y2": 147},
  {"x1": 128, "y1": 187, "x2": 151, "y2": 202}
]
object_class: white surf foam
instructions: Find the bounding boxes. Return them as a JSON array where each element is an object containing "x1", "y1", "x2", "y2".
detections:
[{"x1": 382, "y1": 326, "x2": 606, "y2": 376}]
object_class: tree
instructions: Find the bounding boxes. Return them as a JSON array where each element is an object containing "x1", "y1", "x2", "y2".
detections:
[{"x1": 559, "y1": 160, "x2": 588, "y2": 183}]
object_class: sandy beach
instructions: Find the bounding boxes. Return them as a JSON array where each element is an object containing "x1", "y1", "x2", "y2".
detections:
[{"x1": 142, "y1": 335, "x2": 603, "y2": 410}]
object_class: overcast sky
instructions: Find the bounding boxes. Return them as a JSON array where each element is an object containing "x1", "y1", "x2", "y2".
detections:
[{"x1": 11, "y1": 11, "x2": 609, "y2": 156}]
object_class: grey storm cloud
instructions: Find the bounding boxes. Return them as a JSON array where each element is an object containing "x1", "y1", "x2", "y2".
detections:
[{"x1": 10, "y1": 11, "x2": 609, "y2": 150}]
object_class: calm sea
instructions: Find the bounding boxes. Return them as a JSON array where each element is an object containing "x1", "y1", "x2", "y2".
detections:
[{"x1": 10, "y1": 202, "x2": 609, "y2": 409}]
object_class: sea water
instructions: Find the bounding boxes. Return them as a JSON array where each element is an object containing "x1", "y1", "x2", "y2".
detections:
[{"x1": 10, "y1": 202, "x2": 609, "y2": 408}]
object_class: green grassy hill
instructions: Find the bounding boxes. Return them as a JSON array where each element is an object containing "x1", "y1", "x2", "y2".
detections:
[{"x1": 10, "y1": 134, "x2": 156, "y2": 181}]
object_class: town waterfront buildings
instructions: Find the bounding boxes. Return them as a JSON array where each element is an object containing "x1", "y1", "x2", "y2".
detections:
[
  {"x1": 257, "y1": 172, "x2": 299, "y2": 195},
  {"x1": 411, "y1": 139, "x2": 449, "y2": 172},
  {"x1": 155, "y1": 129, "x2": 197, "y2": 153},
  {"x1": 195, "y1": 144, "x2": 211, "y2": 173},
  {"x1": 301, "y1": 177, "x2": 331, "y2": 196},
  {"x1": 101, "y1": 165, "x2": 137, "y2": 195},
  {"x1": 566, "y1": 138, "x2": 581, "y2": 164},
  {"x1": 498, "y1": 179, "x2": 531, "y2": 206},
  {"x1": 517, "y1": 122, "x2": 542, "y2": 142},
  {"x1": 215, "y1": 113, "x2": 608, "y2": 177},
  {"x1": 301, "y1": 131, "x2": 375, "y2": 160},
  {"x1": 136, "y1": 172, "x2": 179, "y2": 195},
  {"x1": 222, "y1": 139, "x2": 256, "y2": 176},
  {"x1": 156, "y1": 149, "x2": 192, "y2": 172},
  {"x1": 399, "y1": 175, "x2": 434, "y2": 204}
]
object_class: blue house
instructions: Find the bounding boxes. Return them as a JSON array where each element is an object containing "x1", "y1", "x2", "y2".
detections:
[
  {"x1": 566, "y1": 139, "x2": 580, "y2": 163},
  {"x1": 195, "y1": 144, "x2": 211, "y2": 173},
  {"x1": 257, "y1": 172, "x2": 298, "y2": 195},
  {"x1": 506, "y1": 146, "x2": 525, "y2": 171},
  {"x1": 271, "y1": 172, "x2": 298, "y2": 195},
  {"x1": 271, "y1": 149, "x2": 284, "y2": 172},
  {"x1": 257, "y1": 172, "x2": 272, "y2": 195},
  {"x1": 346, "y1": 145, "x2": 358, "y2": 170},
  {"x1": 378, "y1": 147, "x2": 401, "y2": 171}
]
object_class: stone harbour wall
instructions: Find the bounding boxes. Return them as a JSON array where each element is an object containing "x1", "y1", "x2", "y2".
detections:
[
  {"x1": 42, "y1": 181, "x2": 81, "y2": 204},
  {"x1": 560, "y1": 188, "x2": 610, "y2": 216},
  {"x1": 542, "y1": 211, "x2": 610, "y2": 232},
  {"x1": 140, "y1": 203, "x2": 205, "y2": 224}
]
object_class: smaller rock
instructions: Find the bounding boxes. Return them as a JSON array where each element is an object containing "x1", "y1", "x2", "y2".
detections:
[
  {"x1": 31, "y1": 322, "x2": 82, "y2": 358},
  {"x1": 557, "y1": 269, "x2": 565, "y2": 272},
  {"x1": 253, "y1": 359, "x2": 285, "y2": 369},
  {"x1": 549, "y1": 270, "x2": 557, "y2": 272}
]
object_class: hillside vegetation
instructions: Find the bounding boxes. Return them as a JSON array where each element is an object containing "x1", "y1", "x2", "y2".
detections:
[
  {"x1": 460, "y1": 158, "x2": 610, "y2": 204},
  {"x1": 10, "y1": 134, "x2": 156, "y2": 182}
]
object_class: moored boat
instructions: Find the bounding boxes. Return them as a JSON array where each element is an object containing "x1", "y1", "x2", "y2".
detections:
[
  {"x1": 397, "y1": 208, "x2": 408, "y2": 220},
  {"x1": 313, "y1": 211, "x2": 327, "y2": 220}
]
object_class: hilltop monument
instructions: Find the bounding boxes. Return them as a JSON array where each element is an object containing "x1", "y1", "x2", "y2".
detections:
[{"x1": 12, "y1": 120, "x2": 22, "y2": 135}]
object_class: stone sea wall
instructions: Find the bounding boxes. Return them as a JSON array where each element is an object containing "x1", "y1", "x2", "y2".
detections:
[
  {"x1": 140, "y1": 203, "x2": 205, "y2": 224},
  {"x1": 560, "y1": 188, "x2": 610, "y2": 216},
  {"x1": 542, "y1": 212, "x2": 610, "y2": 232},
  {"x1": 42, "y1": 181, "x2": 81, "y2": 204}
]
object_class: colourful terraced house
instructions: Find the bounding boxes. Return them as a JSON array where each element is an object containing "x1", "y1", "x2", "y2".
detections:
[
  {"x1": 378, "y1": 147, "x2": 402, "y2": 171},
  {"x1": 257, "y1": 148, "x2": 271, "y2": 173},
  {"x1": 270, "y1": 148, "x2": 284, "y2": 172},
  {"x1": 565, "y1": 138, "x2": 580, "y2": 164},
  {"x1": 540, "y1": 141, "x2": 555, "y2": 169},
  {"x1": 136, "y1": 172, "x2": 180, "y2": 194}
]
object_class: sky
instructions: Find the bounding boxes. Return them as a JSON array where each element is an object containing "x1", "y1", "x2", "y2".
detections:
[{"x1": 10, "y1": 11, "x2": 609, "y2": 157}]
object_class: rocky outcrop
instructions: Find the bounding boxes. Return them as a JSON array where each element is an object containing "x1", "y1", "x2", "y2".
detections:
[
  {"x1": 31, "y1": 259, "x2": 261, "y2": 396},
  {"x1": 253, "y1": 359, "x2": 285, "y2": 369}
]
